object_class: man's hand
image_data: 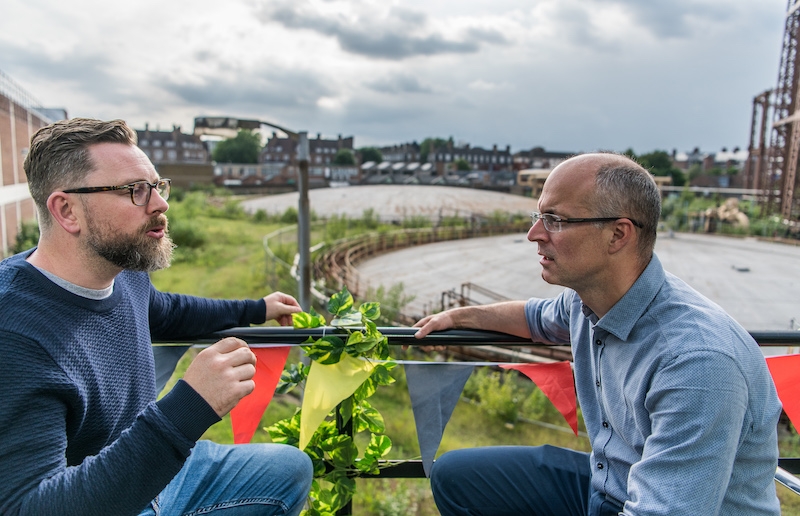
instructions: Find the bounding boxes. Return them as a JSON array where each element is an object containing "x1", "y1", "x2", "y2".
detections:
[
  {"x1": 182, "y1": 337, "x2": 256, "y2": 417},
  {"x1": 413, "y1": 312, "x2": 456, "y2": 339},
  {"x1": 407, "y1": 312, "x2": 456, "y2": 351},
  {"x1": 264, "y1": 291, "x2": 302, "y2": 326}
]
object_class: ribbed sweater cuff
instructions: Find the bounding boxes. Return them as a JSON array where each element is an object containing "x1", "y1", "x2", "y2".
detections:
[
  {"x1": 156, "y1": 379, "x2": 221, "y2": 442},
  {"x1": 248, "y1": 299, "x2": 267, "y2": 325}
]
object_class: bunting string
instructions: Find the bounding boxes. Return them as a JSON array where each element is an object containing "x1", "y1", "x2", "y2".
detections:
[{"x1": 163, "y1": 340, "x2": 800, "y2": 481}]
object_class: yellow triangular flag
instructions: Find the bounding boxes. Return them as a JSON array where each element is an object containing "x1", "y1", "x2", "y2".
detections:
[{"x1": 299, "y1": 354, "x2": 377, "y2": 450}]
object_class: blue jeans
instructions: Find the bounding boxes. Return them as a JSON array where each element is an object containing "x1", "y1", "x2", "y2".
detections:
[
  {"x1": 430, "y1": 445, "x2": 623, "y2": 516},
  {"x1": 138, "y1": 440, "x2": 312, "y2": 516}
]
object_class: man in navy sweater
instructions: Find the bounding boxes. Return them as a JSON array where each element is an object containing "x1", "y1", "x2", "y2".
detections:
[{"x1": 0, "y1": 118, "x2": 313, "y2": 515}]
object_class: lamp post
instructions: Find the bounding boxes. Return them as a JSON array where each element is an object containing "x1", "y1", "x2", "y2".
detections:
[{"x1": 194, "y1": 116, "x2": 312, "y2": 311}]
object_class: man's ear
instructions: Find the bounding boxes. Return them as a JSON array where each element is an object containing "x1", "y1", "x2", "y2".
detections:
[
  {"x1": 46, "y1": 192, "x2": 82, "y2": 235},
  {"x1": 607, "y1": 218, "x2": 636, "y2": 255}
]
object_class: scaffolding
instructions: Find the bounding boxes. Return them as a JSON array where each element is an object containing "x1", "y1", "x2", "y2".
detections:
[{"x1": 756, "y1": 0, "x2": 800, "y2": 226}]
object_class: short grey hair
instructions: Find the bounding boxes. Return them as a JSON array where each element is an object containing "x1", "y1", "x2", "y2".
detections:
[{"x1": 591, "y1": 155, "x2": 661, "y2": 262}]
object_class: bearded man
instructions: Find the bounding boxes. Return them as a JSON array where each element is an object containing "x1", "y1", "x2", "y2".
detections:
[{"x1": 0, "y1": 118, "x2": 312, "y2": 516}]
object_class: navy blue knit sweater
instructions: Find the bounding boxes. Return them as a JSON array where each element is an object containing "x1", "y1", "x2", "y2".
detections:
[{"x1": 0, "y1": 250, "x2": 266, "y2": 515}]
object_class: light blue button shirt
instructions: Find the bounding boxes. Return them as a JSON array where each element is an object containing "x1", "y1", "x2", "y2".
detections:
[{"x1": 525, "y1": 254, "x2": 781, "y2": 515}]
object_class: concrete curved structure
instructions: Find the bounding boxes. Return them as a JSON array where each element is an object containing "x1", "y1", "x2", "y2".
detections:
[
  {"x1": 356, "y1": 232, "x2": 800, "y2": 346},
  {"x1": 241, "y1": 184, "x2": 539, "y2": 222},
  {"x1": 243, "y1": 185, "x2": 799, "y2": 345}
]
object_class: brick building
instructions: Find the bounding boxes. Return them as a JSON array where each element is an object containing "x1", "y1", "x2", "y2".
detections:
[
  {"x1": 428, "y1": 142, "x2": 513, "y2": 175},
  {"x1": 259, "y1": 132, "x2": 356, "y2": 187},
  {"x1": 136, "y1": 124, "x2": 209, "y2": 165},
  {"x1": 0, "y1": 70, "x2": 65, "y2": 256},
  {"x1": 512, "y1": 146, "x2": 573, "y2": 171},
  {"x1": 136, "y1": 124, "x2": 213, "y2": 188},
  {"x1": 379, "y1": 142, "x2": 421, "y2": 163}
]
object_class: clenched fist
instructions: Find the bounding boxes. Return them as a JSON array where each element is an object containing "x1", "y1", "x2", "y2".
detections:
[{"x1": 182, "y1": 337, "x2": 257, "y2": 417}]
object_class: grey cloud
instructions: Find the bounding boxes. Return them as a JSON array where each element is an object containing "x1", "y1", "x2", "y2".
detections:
[
  {"x1": 156, "y1": 65, "x2": 333, "y2": 114},
  {"x1": 551, "y1": 3, "x2": 620, "y2": 52},
  {"x1": 365, "y1": 74, "x2": 434, "y2": 94},
  {"x1": 595, "y1": 0, "x2": 731, "y2": 39},
  {"x1": 465, "y1": 27, "x2": 509, "y2": 46},
  {"x1": 0, "y1": 41, "x2": 121, "y2": 101},
  {"x1": 254, "y1": 1, "x2": 507, "y2": 60}
]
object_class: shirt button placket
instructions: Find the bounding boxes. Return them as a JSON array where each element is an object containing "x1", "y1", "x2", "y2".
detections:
[{"x1": 594, "y1": 336, "x2": 603, "y2": 388}]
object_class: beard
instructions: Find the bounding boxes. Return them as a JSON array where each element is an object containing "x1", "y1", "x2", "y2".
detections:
[{"x1": 85, "y1": 214, "x2": 175, "y2": 272}]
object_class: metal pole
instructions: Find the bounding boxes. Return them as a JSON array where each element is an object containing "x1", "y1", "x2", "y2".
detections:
[{"x1": 297, "y1": 131, "x2": 311, "y2": 311}]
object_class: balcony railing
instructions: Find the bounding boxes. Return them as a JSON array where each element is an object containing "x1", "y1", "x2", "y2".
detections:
[{"x1": 162, "y1": 327, "x2": 800, "y2": 513}]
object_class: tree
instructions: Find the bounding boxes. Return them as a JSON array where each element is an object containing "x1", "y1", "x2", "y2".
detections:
[
  {"x1": 454, "y1": 158, "x2": 471, "y2": 171},
  {"x1": 420, "y1": 137, "x2": 452, "y2": 163},
  {"x1": 333, "y1": 148, "x2": 356, "y2": 165},
  {"x1": 634, "y1": 150, "x2": 686, "y2": 187},
  {"x1": 358, "y1": 147, "x2": 383, "y2": 164},
  {"x1": 212, "y1": 130, "x2": 262, "y2": 164}
]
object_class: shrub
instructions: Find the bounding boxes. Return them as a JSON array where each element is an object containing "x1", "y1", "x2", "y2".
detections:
[
  {"x1": 280, "y1": 207, "x2": 299, "y2": 224},
  {"x1": 11, "y1": 220, "x2": 40, "y2": 255},
  {"x1": 169, "y1": 219, "x2": 207, "y2": 249}
]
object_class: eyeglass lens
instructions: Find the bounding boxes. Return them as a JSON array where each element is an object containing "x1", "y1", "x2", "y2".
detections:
[
  {"x1": 132, "y1": 181, "x2": 169, "y2": 205},
  {"x1": 532, "y1": 213, "x2": 559, "y2": 232}
]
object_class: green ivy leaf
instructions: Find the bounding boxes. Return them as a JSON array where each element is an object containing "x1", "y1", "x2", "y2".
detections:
[
  {"x1": 338, "y1": 395, "x2": 354, "y2": 427},
  {"x1": 276, "y1": 362, "x2": 308, "y2": 394},
  {"x1": 330, "y1": 311, "x2": 362, "y2": 327},
  {"x1": 365, "y1": 433, "x2": 392, "y2": 460},
  {"x1": 292, "y1": 311, "x2": 314, "y2": 328},
  {"x1": 266, "y1": 410, "x2": 301, "y2": 444},
  {"x1": 328, "y1": 287, "x2": 354, "y2": 316},
  {"x1": 305, "y1": 336, "x2": 345, "y2": 365},
  {"x1": 357, "y1": 434, "x2": 393, "y2": 474},
  {"x1": 322, "y1": 435, "x2": 359, "y2": 468},
  {"x1": 320, "y1": 469, "x2": 356, "y2": 512},
  {"x1": 371, "y1": 364, "x2": 397, "y2": 386},
  {"x1": 353, "y1": 376, "x2": 377, "y2": 401},
  {"x1": 359, "y1": 302, "x2": 380, "y2": 320},
  {"x1": 352, "y1": 336, "x2": 380, "y2": 354},
  {"x1": 364, "y1": 319, "x2": 379, "y2": 338},
  {"x1": 354, "y1": 402, "x2": 385, "y2": 434}
]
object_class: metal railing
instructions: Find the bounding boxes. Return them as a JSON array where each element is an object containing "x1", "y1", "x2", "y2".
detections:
[{"x1": 174, "y1": 327, "x2": 800, "y2": 513}]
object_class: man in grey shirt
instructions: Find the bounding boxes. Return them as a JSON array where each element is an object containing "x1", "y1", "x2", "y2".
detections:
[{"x1": 415, "y1": 153, "x2": 781, "y2": 515}]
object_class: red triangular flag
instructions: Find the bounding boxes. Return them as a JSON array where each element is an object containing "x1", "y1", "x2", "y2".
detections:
[
  {"x1": 230, "y1": 346, "x2": 291, "y2": 444},
  {"x1": 766, "y1": 354, "x2": 800, "y2": 430},
  {"x1": 501, "y1": 361, "x2": 578, "y2": 435}
]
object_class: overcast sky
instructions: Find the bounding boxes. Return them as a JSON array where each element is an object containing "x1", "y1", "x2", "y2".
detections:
[{"x1": 0, "y1": 0, "x2": 788, "y2": 155}]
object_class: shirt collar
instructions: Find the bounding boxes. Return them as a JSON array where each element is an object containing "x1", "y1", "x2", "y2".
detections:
[{"x1": 588, "y1": 253, "x2": 666, "y2": 341}]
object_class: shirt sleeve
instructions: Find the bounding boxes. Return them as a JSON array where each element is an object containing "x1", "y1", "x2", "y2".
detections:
[
  {"x1": 0, "y1": 332, "x2": 198, "y2": 516},
  {"x1": 623, "y1": 350, "x2": 749, "y2": 515},
  {"x1": 524, "y1": 290, "x2": 573, "y2": 345}
]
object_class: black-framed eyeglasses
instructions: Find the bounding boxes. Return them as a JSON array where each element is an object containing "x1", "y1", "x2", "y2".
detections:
[
  {"x1": 63, "y1": 179, "x2": 171, "y2": 206},
  {"x1": 531, "y1": 211, "x2": 643, "y2": 233}
]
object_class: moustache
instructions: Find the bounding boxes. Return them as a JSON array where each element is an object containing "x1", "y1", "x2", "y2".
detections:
[{"x1": 141, "y1": 215, "x2": 168, "y2": 233}]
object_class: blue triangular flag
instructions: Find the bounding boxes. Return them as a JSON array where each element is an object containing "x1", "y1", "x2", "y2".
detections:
[{"x1": 405, "y1": 363, "x2": 475, "y2": 477}]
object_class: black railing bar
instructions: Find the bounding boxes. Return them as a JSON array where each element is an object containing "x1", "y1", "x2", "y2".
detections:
[
  {"x1": 155, "y1": 327, "x2": 800, "y2": 347},
  {"x1": 780, "y1": 458, "x2": 800, "y2": 475}
]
